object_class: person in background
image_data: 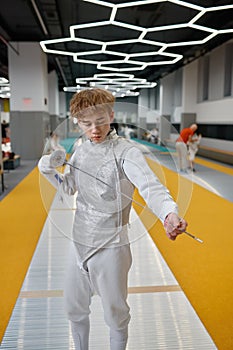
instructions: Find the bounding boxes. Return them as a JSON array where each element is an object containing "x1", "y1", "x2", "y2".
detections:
[
  {"x1": 149, "y1": 127, "x2": 159, "y2": 144},
  {"x1": 175, "y1": 123, "x2": 198, "y2": 173},
  {"x1": 187, "y1": 133, "x2": 202, "y2": 172},
  {"x1": 111, "y1": 122, "x2": 119, "y2": 134},
  {"x1": 1, "y1": 120, "x2": 10, "y2": 144},
  {"x1": 44, "y1": 131, "x2": 65, "y2": 154},
  {"x1": 124, "y1": 125, "x2": 134, "y2": 139}
]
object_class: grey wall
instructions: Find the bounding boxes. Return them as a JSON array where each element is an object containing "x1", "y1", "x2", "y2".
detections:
[
  {"x1": 180, "y1": 113, "x2": 196, "y2": 130},
  {"x1": 10, "y1": 111, "x2": 50, "y2": 160},
  {"x1": 160, "y1": 115, "x2": 171, "y2": 145}
]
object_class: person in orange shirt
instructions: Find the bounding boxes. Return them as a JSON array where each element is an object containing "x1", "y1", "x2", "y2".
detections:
[{"x1": 175, "y1": 124, "x2": 198, "y2": 172}]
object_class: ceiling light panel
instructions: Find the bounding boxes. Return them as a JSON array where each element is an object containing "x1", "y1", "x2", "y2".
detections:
[
  {"x1": 83, "y1": 0, "x2": 203, "y2": 11},
  {"x1": 115, "y1": 1, "x2": 199, "y2": 28},
  {"x1": 97, "y1": 61, "x2": 147, "y2": 72},
  {"x1": 40, "y1": 37, "x2": 103, "y2": 56},
  {"x1": 63, "y1": 84, "x2": 141, "y2": 98},
  {"x1": 74, "y1": 51, "x2": 126, "y2": 63},
  {"x1": 71, "y1": 21, "x2": 143, "y2": 41},
  {"x1": 106, "y1": 41, "x2": 162, "y2": 54},
  {"x1": 194, "y1": 6, "x2": 233, "y2": 31},
  {"x1": 40, "y1": 1, "x2": 233, "y2": 75},
  {"x1": 0, "y1": 77, "x2": 9, "y2": 84},
  {"x1": 145, "y1": 25, "x2": 215, "y2": 45},
  {"x1": 76, "y1": 74, "x2": 156, "y2": 87},
  {"x1": 128, "y1": 51, "x2": 182, "y2": 64},
  {"x1": 63, "y1": 73, "x2": 157, "y2": 98},
  {"x1": 0, "y1": 78, "x2": 10, "y2": 98},
  {"x1": 95, "y1": 73, "x2": 135, "y2": 78}
]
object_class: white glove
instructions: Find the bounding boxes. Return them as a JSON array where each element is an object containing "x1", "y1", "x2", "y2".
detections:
[
  {"x1": 38, "y1": 151, "x2": 76, "y2": 194},
  {"x1": 38, "y1": 155, "x2": 55, "y2": 174},
  {"x1": 38, "y1": 152, "x2": 67, "y2": 190},
  {"x1": 50, "y1": 149, "x2": 66, "y2": 168}
]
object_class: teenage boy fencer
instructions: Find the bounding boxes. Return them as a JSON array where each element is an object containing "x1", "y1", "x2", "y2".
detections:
[{"x1": 38, "y1": 88, "x2": 187, "y2": 350}]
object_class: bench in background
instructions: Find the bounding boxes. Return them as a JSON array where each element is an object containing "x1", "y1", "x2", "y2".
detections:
[
  {"x1": 3, "y1": 155, "x2": 21, "y2": 170},
  {"x1": 197, "y1": 145, "x2": 233, "y2": 165}
]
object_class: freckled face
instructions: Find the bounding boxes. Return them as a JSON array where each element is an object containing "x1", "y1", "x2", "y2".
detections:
[{"x1": 78, "y1": 110, "x2": 114, "y2": 143}]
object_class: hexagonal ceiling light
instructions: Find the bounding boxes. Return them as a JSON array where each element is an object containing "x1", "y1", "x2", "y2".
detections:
[
  {"x1": 80, "y1": 0, "x2": 233, "y2": 51},
  {"x1": 0, "y1": 78, "x2": 10, "y2": 99},
  {"x1": 63, "y1": 73, "x2": 157, "y2": 98},
  {"x1": 40, "y1": 0, "x2": 233, "y2": 92},
  {"x1": 64, "y1": 86, "x2": 140, "y2": 98}
]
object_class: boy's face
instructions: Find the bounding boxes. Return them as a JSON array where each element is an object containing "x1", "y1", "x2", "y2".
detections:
[{"x1": 78, "y1": 109, "x2": 114, "y2": 144}]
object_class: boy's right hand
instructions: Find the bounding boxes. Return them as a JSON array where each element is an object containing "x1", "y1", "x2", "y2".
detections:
[
  {"x1": 164, "y1": 213, "x2": 187, "y2": 241},
  {"x1": 38, "y1": 155, "x2": 55, "y2": 174},
  {"x1": 50, "y1": 149, "x2": 66, "y2": 168}
]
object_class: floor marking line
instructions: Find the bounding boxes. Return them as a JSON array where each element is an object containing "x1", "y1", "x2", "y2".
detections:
[{"x1": 19, "y1": 285, "x2": 181, "y2": 298}]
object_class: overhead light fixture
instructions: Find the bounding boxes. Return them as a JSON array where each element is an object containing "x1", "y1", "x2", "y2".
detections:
[
  {"x1": 0, "y1": 78, "x2": 10, "y2": 98},
  {"x1": 0, "y1": 77, "x2": 9, "y2": 84},
  {"x1": 0, "y1": 86, "x2": 10, "y2": 92},
  {"x1": 63, "y1": 73, "x2": 157, "y2": 98},
  {"x1": 40, "y1": 1, "x2": 233, "y2": 73},
  {"x1": 76, "y1": 73, "x2": 156, "y2": 87},
  {"x1": 63, "y1": 85, "x2": 141, "y2": 98}
]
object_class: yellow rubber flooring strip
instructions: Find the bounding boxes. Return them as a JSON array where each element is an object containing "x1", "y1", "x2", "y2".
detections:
[
  {"x1": 171, "y1": 152, "x2": 233, "y2": 176},
  {"x1": 0, "y1": 168, "x2": 56, "y2": 343},
  {"x1": 195, "y1": 156, "x2": 233, "y2": 176},
  {"x1": 133, "y1": 159, "x2": 233, "y2": 350}
]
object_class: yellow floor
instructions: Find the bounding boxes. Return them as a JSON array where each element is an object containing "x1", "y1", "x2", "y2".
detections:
[
  {"x1": 134, "y1": 158, "x2": 233, "y2": 350},
  {"x1": 1, "y1": 160, "x2": 233, "y2": 349},
  {"x1": 195, "y1": 156, "x2": 233, "y2": 176},
  {"x1": 0, "y1": 168, "x2": 55, "y2": 342}
]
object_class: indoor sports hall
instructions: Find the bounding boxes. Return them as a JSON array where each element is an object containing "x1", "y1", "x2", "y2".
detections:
[{"x1": 0, "y1": 1, "x2": 233, "y2": 350}]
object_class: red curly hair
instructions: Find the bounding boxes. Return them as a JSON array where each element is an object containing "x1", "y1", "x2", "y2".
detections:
[{"x1": 70, "y1": 88, "x2": 115, "y2": 119}]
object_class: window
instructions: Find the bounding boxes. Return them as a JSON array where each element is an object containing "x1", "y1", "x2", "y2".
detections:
[
  {"x1": 224, "y1": 44, "x2": 233, "y2": 97},
  {"x1": 203, "y1": 56, "x2": 209, "y2": 101}
]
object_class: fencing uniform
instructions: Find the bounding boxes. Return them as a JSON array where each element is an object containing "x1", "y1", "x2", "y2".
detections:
[
  {"x1": 187, "y1": 134, "x2": 201, "y2": 163},
  {"x1": 38, "y1": 129, "x2": 178, "y2": 350}
]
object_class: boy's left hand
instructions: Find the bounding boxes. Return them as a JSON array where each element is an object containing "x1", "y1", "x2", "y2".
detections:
[{"x1": 164, "y1": 213, "x2": 187, "y2": 241}]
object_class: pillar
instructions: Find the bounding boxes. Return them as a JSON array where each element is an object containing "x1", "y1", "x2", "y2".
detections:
[
  {"x1": 8, "y1": 42, "x2": 49, "y2": 159},
  {"x1": 48, "y1": 70, "x2": 60, "y2": 132}
]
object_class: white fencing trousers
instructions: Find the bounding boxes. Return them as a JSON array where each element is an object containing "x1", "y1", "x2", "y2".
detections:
[
  {"x1": 175, "y1": 142, "x2": 188, "y2": 171},
  {"x1": 64, "y1": 242, "x2": 132, "y2": 350}
]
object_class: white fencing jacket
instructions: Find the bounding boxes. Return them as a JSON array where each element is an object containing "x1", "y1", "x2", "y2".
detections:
[{"x1": 38, "y1": 129, "x2": 178, "y2": 262}]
